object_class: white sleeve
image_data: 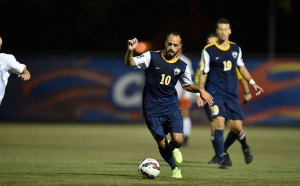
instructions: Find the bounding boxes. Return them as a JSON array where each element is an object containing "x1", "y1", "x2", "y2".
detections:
[
  {"x1": 133, "y1": 51, "x2": 151, "y2": 70},
  {"x1": 6, "y1": 54, "x2": 26, "y2": 74},
  {"x1": 199, "y1": 50, "x2": 205, "y2": 71},
  {"x1": 179, "y1": 67, "x2": 193, "y2": 87},
  {"x1": 237, "y1": 47, "x2": 244, "y2": 66},
  {"x1": 179, "y1": 54, "x2": 194, "y2": 76},
  {"x1": 203, "y1": 50, "x2": 211, "y2": 73}
]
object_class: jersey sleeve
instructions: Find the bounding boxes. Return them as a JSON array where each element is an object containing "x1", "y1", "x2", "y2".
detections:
[
  {"x1": 202, "y1": 50, "x2": 211, "y2": 73},
  {"x1": 237, "y1": 47, "x2": 244, "y2": 66},
  {"x1": 6, "y1": 54, "x2": 26, "y2": 74},
  {"x1": 178, "y1": 67, "x2": 193, "y2": 87},
  {"x1": 133, "y1": 51, "x2": 151, "y2": 70}
]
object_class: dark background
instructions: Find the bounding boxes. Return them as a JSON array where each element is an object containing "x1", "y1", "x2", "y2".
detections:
[{"x1": 0, "y1": 0, "x2": 299, "y2": 56}]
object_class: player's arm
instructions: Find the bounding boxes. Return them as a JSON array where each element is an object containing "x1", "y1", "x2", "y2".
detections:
[
  {"x1": 183, "y1": 84, "x2": 213, "y2": 106},
  {"x1": 236, "y1": 67, "x2": 252, "y2": 103},
  {"x1": 236, "y1": 47, "x2": 264, "y2": 96},
  {"x1": 180, "y1": 54, "x2": 213, "y2": 106},
  {"x1": 125, "y1": 38, "x2": 138, "y2": 67},
  {"x1": 18, "y1": 67, "x2": 31, "y2": 81},
  {"x1": 195, "y1": 50, "x2": 209, "y2": 106}
]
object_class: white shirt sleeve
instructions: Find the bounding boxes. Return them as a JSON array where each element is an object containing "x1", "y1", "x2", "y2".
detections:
[
  {"x1": 133, "y1": 51, "x2": 151, "y2": 70},
  {"x1": 203, "y1": 50, "x2": 211, "y2": 73},
  {"x1": 179, "y1": 67, "x2": 193, "y2": 87},
  {"x1": 6, "y1": 54, "x2": 25, "y2": 74},
  {"x1": 237, "y1": 47, "x2": 245, "y2": 66},
  {"x1": 179, "y1": 54, "x2": 194, "y2": 76}
]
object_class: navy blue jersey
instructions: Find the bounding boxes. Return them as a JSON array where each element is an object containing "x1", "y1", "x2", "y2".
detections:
[
  {"x1": 201, "y1": 41, "x2": 244, "y2": 98},
  {"x1": 134, "y1": 51, "x2": 193, "y2": 116}
]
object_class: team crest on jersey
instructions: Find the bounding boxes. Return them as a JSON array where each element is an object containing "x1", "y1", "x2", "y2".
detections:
[
  {"x1": 232, "y1": 51, "x2": 238, "y2": 59},
  {"x1": 174, "y1": 68, "x2": 180, "y2": 75}
]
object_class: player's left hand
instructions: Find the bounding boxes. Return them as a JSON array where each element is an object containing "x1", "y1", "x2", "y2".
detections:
[
  {"x1": 243, "y1": 92, "x2": 252, "y2": 103},
  {"x1": 252, "y1": 84, "x2": 264, "y2": 96}
]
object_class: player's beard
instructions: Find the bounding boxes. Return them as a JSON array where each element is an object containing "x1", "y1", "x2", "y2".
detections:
[{"x1": 165, "y1": 49, "x2": 178, "y2": 60}]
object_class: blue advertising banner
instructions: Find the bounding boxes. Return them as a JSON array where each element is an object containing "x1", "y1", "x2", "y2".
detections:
[{"x1": 0, "y1": 54, "x2": 299, "y2": 125}]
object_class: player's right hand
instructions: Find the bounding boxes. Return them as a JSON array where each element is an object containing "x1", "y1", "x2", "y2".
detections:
[
  {"x1": 128, "y1": 38, "x2": 138, "y2": 51},
  {"x1": 199, "y1": 89, "x2": 213, "y2": 106},
  {"x1": 196, "y1": 95, "x2": 204, "y2": 107}
]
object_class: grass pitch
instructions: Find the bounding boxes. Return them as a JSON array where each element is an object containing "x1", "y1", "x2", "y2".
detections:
[{"x1": 0, "y1": 123, "x2": 299, "y2": 185}]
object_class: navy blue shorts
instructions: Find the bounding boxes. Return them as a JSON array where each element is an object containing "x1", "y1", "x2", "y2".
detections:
[
  {"x1": 205, "y1": 96, "x2": 244, "y2": 121},
  {"x1": 144, "y1": 110, "x2": 183, "y2": 141}
]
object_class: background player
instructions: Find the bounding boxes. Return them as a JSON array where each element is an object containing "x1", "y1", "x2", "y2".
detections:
[
  {"x1": 125, "y1": 32, "x2": 213, "y2": 178},
  {"x1": 196, "y1": 18, "x2": 263, "y2": 169},
  {"x1": 195, "y1": 33, "x2": 253, "y2": 164},
  {"x1": 175, "y1": 48, "x2": 194, "y2": 147},
  {"x1": 0, "y1": 37, "x2": 31, "y2": 106}
]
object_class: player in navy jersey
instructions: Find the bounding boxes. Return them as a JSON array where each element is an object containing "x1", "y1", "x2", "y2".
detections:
[
  {"x1": 125, "y1": 32, "x2": 213, "y2": 178},
  {"x1": 197, "y1": 18, "x2": 264, "y2": 169},
  {"x1": 195, "y1": 33, "x2": 253, "y2": 165}
]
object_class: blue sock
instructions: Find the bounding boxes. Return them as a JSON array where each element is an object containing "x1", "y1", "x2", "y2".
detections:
[
  {"x1": 158, "y1": 143, "x2": 177, "y2": 170},
  {"x1": 224, "y1": 131, "x2": 238, "y2": 153},
  {"x1": 211, "y1": 136, "x2": 217, "y2": 156},
  {"x1": 214, "y1": 129, "x2": 224, "y2": 162}
]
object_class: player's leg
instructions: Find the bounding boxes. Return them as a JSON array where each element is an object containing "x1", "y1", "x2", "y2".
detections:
[
  {"x1": 144, "y1": 116, "x2": 179, "y2": 173},
  {"x1": 179, "y1": 98, "x2": 192, "y2": 147},
  {"x1": 182, "y1": 108, "x2": 191, "y2": 147},
  {"x1": 213, "y1": 116, "x2": 227, "y2": 169},
  {"x1": 229, "y1": 120, "x2": 253, "y2": 164},
  {"x1": 208, "y1": 120, "x2": 218, "y2": 164},
  {"x1": 225, "y1": 98, "x2": 253, "y2": 164},
  {"x1": 206, "y1": 97, "x2": 228, "y2": 168},
  {"x1": 168, "y1": 110, "x2": 184, "y2": 178}
]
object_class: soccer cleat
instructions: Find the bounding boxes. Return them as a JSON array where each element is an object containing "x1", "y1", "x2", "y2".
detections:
[
  {"x1": 208, "y1": 155, "x2": 219, "y2": 164},
  {"x1": 172, "y1": 148, "x2": 183, "y2": 164},
  {"x1": 243, "y1": 148, "x2": 253, "y2": 164},
  {"x1": 218, "y1": 160, "x2": 229, "y2": 169},
  {"x1": 172, "y1": 167, "x2": 182, "y2": 178},
  {"x1": 223, "y1": 152, "x2": 232, "y2": 166}
]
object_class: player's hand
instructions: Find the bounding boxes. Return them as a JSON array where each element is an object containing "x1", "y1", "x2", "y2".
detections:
[
  {"x1": 199, "y1": 88, "x2": 213, "y2": 105},
  {"x1": 252, "y1": 84, "x2": 264, "y2": 96},
  {"x1": 243, "y1": 92, "x2": 252, "y2": 103},
  {"x1": 196, "y1": 95, "x2": 205, "y2": 107},
  {"x1": 128, "y1": 38, "x2": 138, "y2": 51},
  {"x1": 18, "y1": 72, "x2": 31, "y2": 81}
]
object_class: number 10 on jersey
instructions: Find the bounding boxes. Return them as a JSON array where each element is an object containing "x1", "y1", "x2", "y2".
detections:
[{"x1": 160, "y1": 74, "x2": 171, "y2": 85}]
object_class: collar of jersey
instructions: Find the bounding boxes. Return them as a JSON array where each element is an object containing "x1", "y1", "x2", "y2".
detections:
[
  {"x1": 161, "y1": 52, "x2": 178, "y2": 63},
  {"x1": 215, "y1": 41, "x2": 230, "y2": 51}
]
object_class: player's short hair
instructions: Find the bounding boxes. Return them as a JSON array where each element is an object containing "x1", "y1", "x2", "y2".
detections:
[
  {"x1": 166, "y1": 32, "x2": 182, "y2": 44},
  {"x1": 216, "y1": 18, "x2": 231, "y2": 29}
]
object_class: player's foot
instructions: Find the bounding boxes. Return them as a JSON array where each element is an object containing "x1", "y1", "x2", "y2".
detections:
[
  {"x1": 243, "y1": 147, "x2": 253, "y2": 164},
  {"x1": 172, "y1": 167, "x2": 182, "y2": 178},
  {"x1": 208, "y1": 155, "x2": 219, "y2": 164},
  {"x1": 223, "y1": 152, "x2": 232, "y2": 166},
  {"x1": 218, "y1": 160, "x2": 229, "y2": 169},
  {"x1": 172, "y1": 148, "x2": 183, "y2": 164}
]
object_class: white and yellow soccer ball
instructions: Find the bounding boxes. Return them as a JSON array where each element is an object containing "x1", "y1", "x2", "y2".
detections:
[{"x1": 138, "y1": 158, "x2": 160, "y2": 179}]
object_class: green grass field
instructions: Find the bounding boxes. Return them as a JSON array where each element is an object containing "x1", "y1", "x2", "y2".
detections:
[{"x1": 0, "y1": 123, "x2": 299, "y2": 185}]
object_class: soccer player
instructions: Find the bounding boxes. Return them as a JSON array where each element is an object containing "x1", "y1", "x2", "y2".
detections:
[
  {"x1": 195, "y1": 18, "x2": 263, "y2": 169},
  {"x1": 174, "y1": 49, "x2": 194, "y2": 147},
  {"x1": 195, "y1": 33, "x2": 253, "y2": 165},
  {"x1": 125, "y1": 32, "x2": 213, "y2": 178},
  {"x1": 0, "y1": 37, "x2": 31, "y2": 105}
]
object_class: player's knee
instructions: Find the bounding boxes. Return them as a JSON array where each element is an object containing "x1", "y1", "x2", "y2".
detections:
[{"x1": 171, "y1": 139, "x2": 182, "y2": 148}]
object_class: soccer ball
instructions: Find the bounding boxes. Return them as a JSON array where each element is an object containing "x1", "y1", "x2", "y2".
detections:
[{"x1": 138, "y1": 158, "x2": 160, "y2": 179}]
